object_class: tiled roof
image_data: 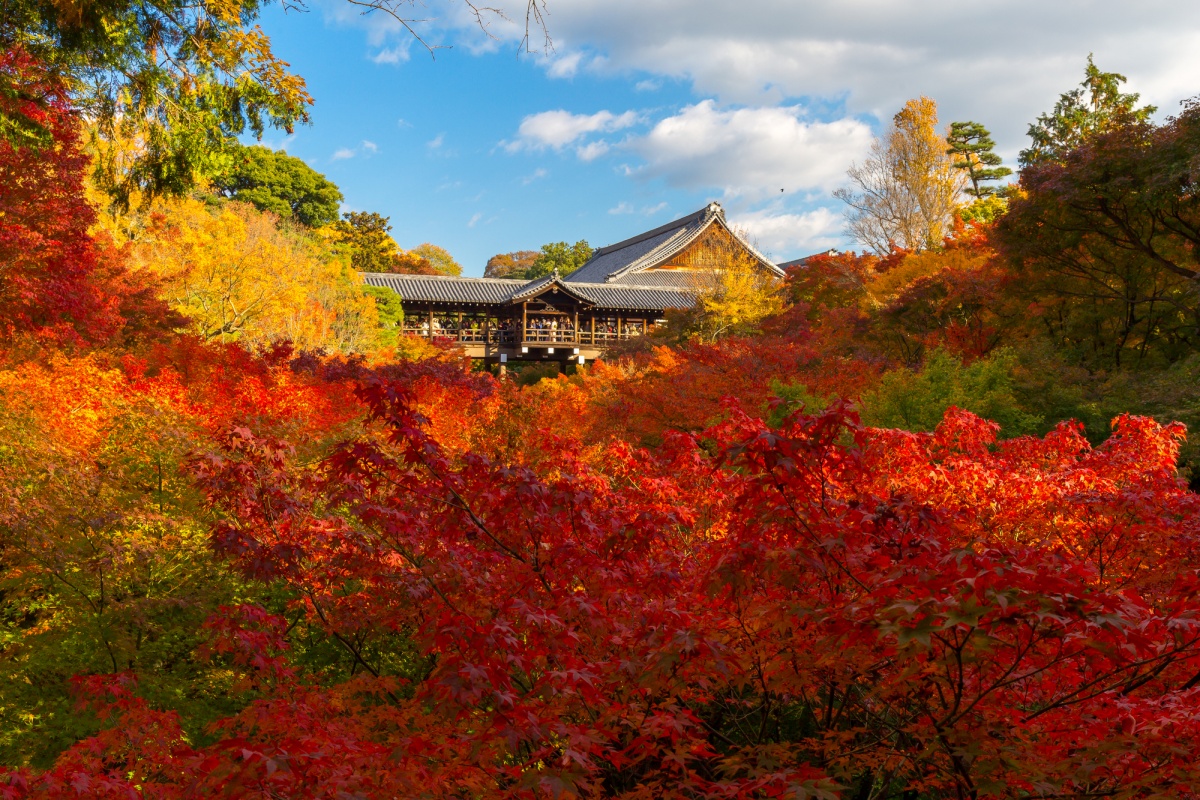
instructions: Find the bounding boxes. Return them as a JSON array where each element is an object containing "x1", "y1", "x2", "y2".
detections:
[
  {"x1": 564, "y1": 203, "x2": 783, "y2": 285},
  {"x1": 570, "y1": 283, "x2": 694, "y2": 311},
  {"x1": 361, "y1": 273, "x2": 527, "y2": 305},
  {"x1": 615, "y1": 270, "x2": 699, "y2": 288},
  {"x1": 564, "y1": 209, "x2": 708, "y2": 284},
  {"x1": 361, "y1": 272, "x2": 695, "y2": 312},
  {"x1": 776, "y1": 249, "x2": 841, "y2": 270}
]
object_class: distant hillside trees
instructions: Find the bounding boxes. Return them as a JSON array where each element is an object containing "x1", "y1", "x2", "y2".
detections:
[
  {"x1": 485, "y1": 241, "x2": 593, "y2": 279},
  {"x1": 485, "y1": 250, "x2": 540, "y2": 278}
]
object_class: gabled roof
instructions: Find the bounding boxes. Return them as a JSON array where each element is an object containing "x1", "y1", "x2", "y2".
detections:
[
  {"x1": 508, "y1": 274, "x2": 595, "y2": 305},
  {"x1": 564, "y1": 203, "x2": 783, "y2": 284}
]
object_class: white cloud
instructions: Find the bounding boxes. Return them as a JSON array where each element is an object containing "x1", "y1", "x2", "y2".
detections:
[
  {"x1": 576, "y1": 141, "x2": 610, "y2": 161},
  {"x1": 730, "y1": 207, "x2": 843, "y2": 259},
  {"x1": 503, "y1": 109, "x2": 639, "y2": 152},
  {"x1": 371, "y1": 45, "x2": 411, "y2": 65},
  {"x1": 396, "y1": 118, "x2": 413, "y2": 129},
  {"x1": 468, "y1": 212, "x2": 483, "y2": 228},
  {"x1": 369, "y1": 0, "x2": 1200, "y2": 159},
  {"x1": 546, "y1": 51, "x2": 586, "y2": 78},
  {"x1": 521, "y1": 167, "x2": 549, "y2": 185},
  {"x1": 628, "y1": 101, "x2": 872, "y2": 200},
  {"x1": 635, "y1": 79, "x2": 661, "y2": 92},
  {"x1": 330, "y1": 140, "x2": 379, "y2": 162},
  {"x1": 610, "y1": 200, "x2": 670, "y2": 216}
]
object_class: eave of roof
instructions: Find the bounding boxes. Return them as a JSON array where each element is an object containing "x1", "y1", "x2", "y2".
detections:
[{"x1": 360, "y1": 272, "x2": 696, "y2": 311}]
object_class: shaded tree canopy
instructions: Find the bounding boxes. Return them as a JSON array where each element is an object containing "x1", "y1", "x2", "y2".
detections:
[
  {"x1": 211, "y1": 145, "x2": 344, "y2": 228},
  {"x1": 997, "y1": 98, "x2": 1200, "y2": 369}
]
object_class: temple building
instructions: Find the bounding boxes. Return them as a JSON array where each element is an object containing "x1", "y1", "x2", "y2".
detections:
[{"x1": 361, "y1": 202, "x2": 783, "y2": 365}]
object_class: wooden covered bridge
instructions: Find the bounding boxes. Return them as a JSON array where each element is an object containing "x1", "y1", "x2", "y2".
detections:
[{"x1": 361, "y1": 203, "x2": 783, "y2": 365}]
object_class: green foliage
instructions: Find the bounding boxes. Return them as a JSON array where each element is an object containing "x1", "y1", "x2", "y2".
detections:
[
  {"x1": 1, "y1": 0, "x2": 313, "y2": 207},
  {"x1": 526, "y1": 240, "x2": 593, "y2": 279},
  {"x1": 958, "y1": 195, "x2": 1008, "y2": 225},
  {"x1": 211, "y1": 145, "x2": 343, "y2": 228},
  {"x1": 999, "y1": 100, "x2": 1200, "y2": 370},
  {"x1": 513, "y1": 362, "x2": 562, "y2": 386},
  {"x1": 861, "y1": 349, "x2": 1042, "y2": 437},
  {"x1": 945, "y1": 121, "x2": 1012, "y2": 198},
  {"x1": 767, "y1": 381, "x2": 832, "y2": 427},
  {"x1": 334, "y1": 211, "x2": 401, "y2": 273},
  {"x1": 364, "y1": 284, "x2": 404, "y2": 347},
  {"x1": 1019, "y1": 55, "x2": 1156, "y2": 167}
]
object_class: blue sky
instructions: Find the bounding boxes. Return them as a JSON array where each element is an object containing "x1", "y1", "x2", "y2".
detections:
[{"x1": 253, "y1": 0, "x2": 1200, "y2": 276}]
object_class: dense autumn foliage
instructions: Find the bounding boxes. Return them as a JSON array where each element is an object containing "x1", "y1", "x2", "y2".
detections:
[
  {"x1": 0, "y1": 51, "x2": 173, "y2": 350},
  {"x1": 7, "y1": 46, "x2": 1200, "y2": 799}
]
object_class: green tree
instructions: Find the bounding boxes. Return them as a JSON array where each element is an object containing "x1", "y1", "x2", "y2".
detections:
[
  {"x1": 1, "y1": 0, "x2": 313, "y2": 207},
  {"x1": 527, "y1": 240, "x2": 593, "y2": 279},
  {"x1": 411, "y1": 243, "x2": 463, "y2": 276},
  {"x1": 334, "y1": 211, "x2": 401, "y2": 273},
  {"x1": 998, "y1": 100, "x2": 1200, "y2": 369},
  {"x1": 364, "y1": 284, "x2": 404, "y2": 347},
  {"x1": 0, "y1": 0, "x2": 544, "y2": 207},
  {"x1": 1019, "y1": 55, "x2": 1156, "y2": 167},
  {"x1": 945, "y1": 121, "x2": 1011, "y2": 199},
  {"x1": 861, "y1": 348, "x2": 1042, "y2": 437},
  {"x1": 211, "y1": 145, "x2": 343, "y2": 228}
]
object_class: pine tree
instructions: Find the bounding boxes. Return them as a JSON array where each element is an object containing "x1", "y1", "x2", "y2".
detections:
[
  {"x1": 946, "y1": 121, "x2": 1012, "y2": 199},
  {"x1": 1019, "y1": 55, "x2": 1156, "y2": 168}
]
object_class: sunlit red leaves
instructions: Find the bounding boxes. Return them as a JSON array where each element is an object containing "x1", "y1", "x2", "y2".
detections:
[
  {"x1": 53, "y1": 377, "x2": 1183, "y2": 797},
  {"x1": 0, "y1": 50, "x2": 175, "y2": 353}
]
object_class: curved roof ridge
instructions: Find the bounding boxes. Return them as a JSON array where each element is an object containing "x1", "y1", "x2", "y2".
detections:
[{"x1": 588, "y1": 205, "x2": 714, "y2": 257}]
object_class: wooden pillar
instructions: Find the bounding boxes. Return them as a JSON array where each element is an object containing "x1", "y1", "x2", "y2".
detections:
[
  {"x1": 483, "y1": 314, "x2": 490, "y2": 345},
  {"x1": 427, "y1": 308, "x2": 434, "y2": 338},
  {"x1": 457, "y1": 311, "x2": 463, "y2": 341},
  {"x1": 617, "y1": 315, "x2": 623, "y2": 340},
  {"x1": 573, "y1": 310, "x2": 579, "y2": 344},
  {"x1": 522, "y1": 305, "x2": 528, "y2": 343},
  {"x1": 589, "y1": 315, "x2": 595, "y2": 345}
]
